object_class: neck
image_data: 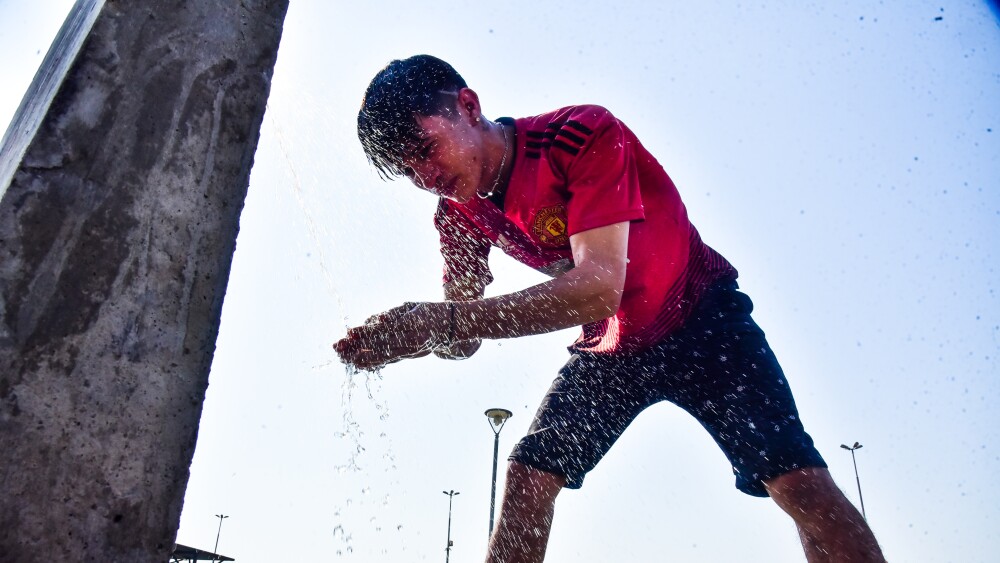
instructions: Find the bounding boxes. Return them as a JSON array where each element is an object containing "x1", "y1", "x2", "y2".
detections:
[{"x1": 479, "y1": 119, "x2": 510, "y2": 200}]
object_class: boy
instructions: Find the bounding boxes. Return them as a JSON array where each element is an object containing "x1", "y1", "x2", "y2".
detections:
[{"x1": 334, "y1": 55, "x2": 884, "y2": 562}]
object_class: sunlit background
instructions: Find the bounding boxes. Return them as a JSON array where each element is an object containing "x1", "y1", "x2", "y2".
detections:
[{"x1": 2, "y1": 1, "x2": 998, "y2": 561}]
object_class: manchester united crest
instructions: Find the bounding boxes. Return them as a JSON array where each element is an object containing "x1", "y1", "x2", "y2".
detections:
[{"x1": 532, "y1": 205, "x2": 569, "y2": 247}]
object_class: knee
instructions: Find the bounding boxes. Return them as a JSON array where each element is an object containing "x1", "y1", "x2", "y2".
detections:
[
  {"x1": 503, "y1": 462, "x2": 566, "y2": 507},
  {"x1": 765, "y1": 467, "x2": 850, "y2": 517}
]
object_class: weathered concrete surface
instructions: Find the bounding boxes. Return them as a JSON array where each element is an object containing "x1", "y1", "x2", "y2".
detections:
[
  {"x1": 0, "y1": 0, "x2": 104, "y2": 197},
  {"x1": 0, "y1": 0, "x2": 289, "y2": 560}
]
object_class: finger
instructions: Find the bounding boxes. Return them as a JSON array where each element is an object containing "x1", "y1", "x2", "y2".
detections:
[
  {"x1": 347, "y1": 323, "x2": 421, "y2": 351},
  {"x1": 336, "y1": 334, "x2": 396, "y2": 361},
  {"x1": 334, "y1": 331, "x2": 373, "y2": 355},
  {"x1": 344, "y1": 348, "x2": 407, "y2": 370},
  {"x1": 342, "y1": 336, "x2": 432, "y2": 366},
  {"x1": 335, "y1": 331, "x2": 395, "y2": 363},
  {"x1": 343, "y1": 324, "x2": 383, "y2": 345},
  {"x1": 363, "y1": 302, "x2": 419, "y2": 326},
  {"x1": 339, "y1": 317, "x2": 438, "y2": 367}
]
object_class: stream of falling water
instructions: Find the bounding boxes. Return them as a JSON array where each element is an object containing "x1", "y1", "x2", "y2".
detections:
[{"x1": 269, "y1": 106, "x2": 398, "y2": 557}]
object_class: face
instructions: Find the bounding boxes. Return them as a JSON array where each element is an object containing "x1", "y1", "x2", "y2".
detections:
[{"x1": 400, "y1": 94, "x2": 489, "y2": 203}]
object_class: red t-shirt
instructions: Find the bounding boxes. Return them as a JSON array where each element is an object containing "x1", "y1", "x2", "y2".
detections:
[{"x1": 435, "y1": 105, "x2": 737, "y2": 354}]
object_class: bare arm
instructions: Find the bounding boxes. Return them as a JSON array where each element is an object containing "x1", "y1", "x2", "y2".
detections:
[
  {"x1": 334, "y1": 222, "x2": 629, "y2": 369},
  {"x1": 453, "y1": 221, "x2": 628, "y2": 340}
]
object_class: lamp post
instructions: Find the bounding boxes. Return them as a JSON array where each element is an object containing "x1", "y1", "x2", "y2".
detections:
[
  {"x1": 442, "y1": 490, "x2": 460, "y2": 563},
  {"x1": 212, "y1": 513, "x2": 229, "y2": 562},
  {"x1": 484, "y1": 408, "x2": 513, "y2": 536},
  {"x1": 840, "y1": 442, "x2": 867, "y2": 520}
]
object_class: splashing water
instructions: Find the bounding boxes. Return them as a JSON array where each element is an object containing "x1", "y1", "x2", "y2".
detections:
[
  {"x1": 266, "y1": 102, "x2": 404, "y2": 557},
  {"x1": 269, "y1": 107, "x2": 349, "y2": 324},
  {"x1": 326, "y1": 364, "x2": 403, "y2": 558},
  {"x1": 334, "y1": 364, "x2": 395, "y2": 475}
]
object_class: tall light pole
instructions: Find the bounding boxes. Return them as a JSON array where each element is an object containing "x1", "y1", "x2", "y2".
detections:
[
  {"x1": 840, "y1": 442, "x2": 867, "y2": 520},
  {"x1": 442, "y1": 490, "x2": 460, "y2": 563},
  {"x1": 485, "y1": 408, "x2": 513, "y2": 537},
  {"x1": 212, "y1": 513, "x2": 229, "y2": 562}
]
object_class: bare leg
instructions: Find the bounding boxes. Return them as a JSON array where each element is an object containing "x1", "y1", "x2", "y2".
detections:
[
  {"x1": 485, "y1": 462, "x2": 566, "y2": 563},
  {"x1": 765, "y1": 467, "x2": 886, "y2": 562}
]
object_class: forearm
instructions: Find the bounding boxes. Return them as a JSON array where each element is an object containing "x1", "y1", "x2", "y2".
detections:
[
  {"x1": 452, "y1": 262, "x2": 621, "y2": 341},
  {"x1": 334, "y1": 223, "x2": 629, "y2": 370}
]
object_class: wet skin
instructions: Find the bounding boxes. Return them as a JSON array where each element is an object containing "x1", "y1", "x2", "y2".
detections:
[{"x1": 401, "y1": 88, "x2": 509, "y2": 203}]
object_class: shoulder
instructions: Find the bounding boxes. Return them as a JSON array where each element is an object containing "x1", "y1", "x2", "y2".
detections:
[
  {"x1": 516, "y1": 104, "x2": 621, "y2": 132},
  {"x1": 515, "y1": 105, "x2": 625, "y2": 165}
]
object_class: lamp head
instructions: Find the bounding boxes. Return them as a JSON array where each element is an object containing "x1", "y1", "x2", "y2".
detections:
[{"x1": 485, "y1": 408, "x2": 513, "y2": 432}]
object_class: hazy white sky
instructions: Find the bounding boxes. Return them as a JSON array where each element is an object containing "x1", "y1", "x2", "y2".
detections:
[{"x1": 3, "y1": 1, "x2": 998, "y2": 562}]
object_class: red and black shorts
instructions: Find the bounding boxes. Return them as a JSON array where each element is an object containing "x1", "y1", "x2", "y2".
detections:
[{"x1": 509, "y1": 280, "x2": 827, "y2": 497}]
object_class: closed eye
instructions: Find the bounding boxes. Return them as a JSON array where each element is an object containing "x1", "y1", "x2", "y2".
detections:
[
  {"x1": 401, "y1": 140, "x2": 435, "y2": 179},
  {"x1": 416, "y1": 141, "x2": 436, "y2": 160}
]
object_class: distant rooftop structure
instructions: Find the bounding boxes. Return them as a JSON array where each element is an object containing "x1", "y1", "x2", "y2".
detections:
[{"x1": 171, "y1": 543, "x2": 235, "y2": 562}]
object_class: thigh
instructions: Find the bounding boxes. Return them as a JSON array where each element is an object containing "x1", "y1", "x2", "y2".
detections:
[
  {"x1": 509, "y1": 353, "x2": 657, "y2": 489},
  {"x1": 649, "y1": 285, "x2": 827, "y2": 497}
]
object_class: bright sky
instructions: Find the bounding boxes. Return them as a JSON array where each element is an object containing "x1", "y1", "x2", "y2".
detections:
[{"x1": 2, "y1": 1, "x2": 998, "y2": 562}]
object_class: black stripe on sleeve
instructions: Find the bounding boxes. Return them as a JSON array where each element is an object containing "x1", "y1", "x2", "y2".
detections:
[
  {"x1": 565, "y1": 120, "x2": 594, "y2": 135},
  {"x1": 555, "y1": 128, "x2": 585, "y2": 146},
  {"x1": 551, "y1": 140, "x2": 580, "y2": 155}
]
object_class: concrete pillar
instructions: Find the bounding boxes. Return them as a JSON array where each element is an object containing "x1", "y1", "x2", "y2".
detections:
[{"x1": 0, "y1": 0, "x2": 289, "y2": 560}]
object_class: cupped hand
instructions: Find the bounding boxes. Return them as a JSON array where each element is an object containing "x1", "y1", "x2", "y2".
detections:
[{"x1": 333, "y1": 302, "x2": 451, "y2": 370}]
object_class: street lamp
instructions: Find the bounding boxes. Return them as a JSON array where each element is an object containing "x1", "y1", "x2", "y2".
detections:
[
  {"x1": 840, "y1": 442, "x2": 867, "y2": 520},
  {"x1": 442, "y1": 490, "x2": 460, "y2": 563},
  {"x1": 485, "y1": 408, "x2": 513, "y2": 536},
  {"x1": 212, "y1": 514, "x2": 229, "y2": 562}
]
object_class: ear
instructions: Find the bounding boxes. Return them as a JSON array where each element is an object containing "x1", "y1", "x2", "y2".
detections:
[{"x1": 455, "y1": 88, "x2": 483, "y2": 126}]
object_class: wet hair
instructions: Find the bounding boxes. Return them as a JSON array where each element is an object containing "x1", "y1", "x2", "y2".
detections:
[{"x1": 357, "y1": 55, "x2": 468, "y2": 179}]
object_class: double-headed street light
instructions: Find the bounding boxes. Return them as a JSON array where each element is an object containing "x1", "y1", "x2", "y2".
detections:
[
  {"x1": 840, "y1": 442, "x2": 867, "y2": 520},
  {"x1": 442, "y1": 490, "x2": 460, "y2": 563},
  {"x1": 485, "y1": 408, "x2": 513, "y2": 536}
]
